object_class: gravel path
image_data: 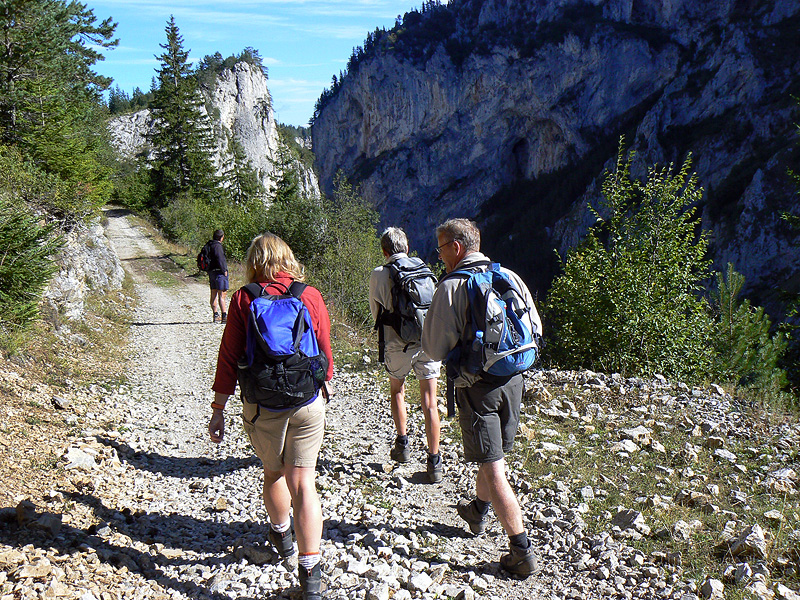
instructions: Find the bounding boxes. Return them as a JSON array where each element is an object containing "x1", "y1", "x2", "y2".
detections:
[
  {"x1": 92, "y1": 211, "x2": 555, "y2": 600},
  {"x1": 15, "y1": 212, "x2": 794, "y2": 600}
]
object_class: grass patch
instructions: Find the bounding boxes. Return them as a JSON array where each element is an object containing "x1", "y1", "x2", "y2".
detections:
[{"x1": 147, "y1": 269, "x2": 179, "y2": 288}]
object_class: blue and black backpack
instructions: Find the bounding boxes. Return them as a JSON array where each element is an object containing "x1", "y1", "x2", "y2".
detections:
[
  {"x1": 443, "y1": 261, "x2": 540, "y2": 416},
  {"x1": 237, "y1": 281, "x2": 328, "y2": 413}
]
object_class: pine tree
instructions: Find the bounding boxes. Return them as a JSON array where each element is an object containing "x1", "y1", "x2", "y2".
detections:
[
  {"x1": 0, "y1": 0, "x2": 117, "y2": 218},
  {"x1": 265, "y1": 138, "x2": 324, "y2": 262},
  {"x1": 222, "y1": 137, "x2": 265, "y2": 205},
  {"x1": 710, "y1": 263, "x2": 786, "y2": 389},
  {"x1": 147, "y1": 16, "x2": 219, "y2": 208}
]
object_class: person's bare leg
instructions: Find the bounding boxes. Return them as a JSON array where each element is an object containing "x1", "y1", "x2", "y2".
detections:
[
  {"x1": 219, "y1": 290, "x2": 227, "y2": 315},
  {"x1": 284, "y1": 465, "x2": 322, "y2": 554},
  {"x1": 475, "y1": 459, "x2": 524, "y2": 536},
  {"x1": 262, "y1": 467, "x2": 291, "y2": 527},
  {"x1": 419, "y1": 377, "x2": 440, "y2": 454},
  {"x1": 389, "y1": 376, "x2": 407, "y2": 436}
]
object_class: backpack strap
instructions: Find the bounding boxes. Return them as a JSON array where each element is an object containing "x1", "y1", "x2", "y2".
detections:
[
  {"x1": 437, "y1": 259, "x2": 493, "y2": 285},
  {"x1": 375, "y1": 305, "x2": 386, "y2": 363},
  {"x1": 242, "y1": 280, "x2": 307, "y2": 354},
  {"x1": 286, "y1": 281, "x2": 310, "y2": 353},
  {"x1": 241, "y1": 281, "x2": 292, "y2": 299},
  {"x1": 287, "y1": 280, "x2": 307, "y2": 299},
  {"x1": 439, "y1": 259, "x2": 494, "y2": 418}
]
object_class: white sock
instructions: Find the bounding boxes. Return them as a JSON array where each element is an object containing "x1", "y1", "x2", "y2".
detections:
[
  {"x1": 299, "y1": 552, "x2": 320, "y2": 569},
  {"x1": 271, "y1": 520, "x2": 290, "y2": 533}
]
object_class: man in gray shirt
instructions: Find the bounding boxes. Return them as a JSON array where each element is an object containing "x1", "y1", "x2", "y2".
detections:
[
  {"x1": 370, "y1": 227, "x2": 443, "y2": 483},
  {"x1": 422, "y1": 218, "x2": 541, "y2": 577}
]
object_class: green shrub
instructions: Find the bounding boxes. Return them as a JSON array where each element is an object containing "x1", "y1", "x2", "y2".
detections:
[
  {"x1": 546, "y1": 143, "x2": 714, "y2": 380},
  {"x1": 307, "y1": 173, "x2": 383, "y2": 327}
]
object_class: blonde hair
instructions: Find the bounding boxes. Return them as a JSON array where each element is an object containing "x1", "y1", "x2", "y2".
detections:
[{"x1": 245, "y1": 233, "x2": 305, "y2": 283}]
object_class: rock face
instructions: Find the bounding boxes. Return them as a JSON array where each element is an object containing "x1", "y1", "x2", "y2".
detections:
[
  {"x1": 311, "y1": 0, "x2": 800, "y2": 310},
  {"x1": 207, "y1": 61, "x2": 280, "y2": 189},
  {"x1": 43, "y1": 220, "x2": 125, "y2": 321},
  {"x1": 108, "y1": 61, "x2": 319, "y2": 198}
]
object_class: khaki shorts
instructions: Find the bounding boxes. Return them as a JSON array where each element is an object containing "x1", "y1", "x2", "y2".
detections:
[
  {"x1": 384, "y1": 344, "x2": 441, "y2": 380},
  {"x1": 242, "y1": 397, "x2": 325, "y2": 472}
]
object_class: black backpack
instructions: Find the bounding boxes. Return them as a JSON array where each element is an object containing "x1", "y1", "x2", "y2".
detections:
[
  {"x1": 237, "y1": 282, "x2": 328, "y2": 416},
  {"x1": 374, "y1": 256, "x2": 437, "y2": 362},
  {"x1": 197, "y1": 241, "x2": 213, "y2": 272}
]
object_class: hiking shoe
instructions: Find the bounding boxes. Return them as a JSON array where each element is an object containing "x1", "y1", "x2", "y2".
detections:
[
  {"x1": 456, "y1": 498, "x2": 487, "y2": 535},
  {"x1": 299, "y1": 562, "x2": 322, "y2": 600},
  {"x1": 500, "y1": 543, "x2": 539, "y2": 578},
  {"x1": 220, "y1": 312, "x2": 227, "y2": 324},
  {"x1": 390, "y1": 437, "x2": 410, "y2": 463},
  {"x1": 212, "y1": 311, "x2": 220, "y2": 323},
  {"x1": 427, "y1": 453, "x2": 443, "y2": 483},
  {"x1": 268, "y1": 526, "x2": 296, "y2": 558}
]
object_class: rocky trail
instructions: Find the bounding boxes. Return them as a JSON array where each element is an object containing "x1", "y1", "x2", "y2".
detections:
[{"x1": 1, "y1": 212, "x2": 799, "y2": 600}]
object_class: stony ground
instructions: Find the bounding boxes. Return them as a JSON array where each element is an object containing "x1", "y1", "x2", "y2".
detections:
[{"x1": 1, "y1": 212, "x2": 799, "y2": 600}]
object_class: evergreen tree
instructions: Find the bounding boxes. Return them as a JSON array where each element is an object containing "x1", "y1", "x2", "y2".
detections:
[
  {"x1": 108, "y1": 85, "x2": 131, "y2": 113},
  {"x1": 710, "y1": 263, "x2": 786, "y2": 389},
  {"x1": 222, "y1": 136, "x2": 265, "y2": 205},
  {"x1": 147, "y1": 16, "x2": 218, "y2": 208},
  {"x1": 0, "y1": 0, "x2": 117, "y2": 218},
  {"x1": 265, "y1": 137, "x2": 324, "y2": 262}
]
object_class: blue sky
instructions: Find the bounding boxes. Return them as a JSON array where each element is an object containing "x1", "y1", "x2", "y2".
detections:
[{"x1": 89, "y1": 0, "x2": 423, "y2": 127}]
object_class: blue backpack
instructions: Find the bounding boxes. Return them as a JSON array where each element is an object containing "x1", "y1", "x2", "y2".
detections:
[
  {"x1": 444, "y1": 261, "x2": 540, "y2": 415},
  {"x1": 237, "y1": 281, "x2": 328, "y2": 413}
]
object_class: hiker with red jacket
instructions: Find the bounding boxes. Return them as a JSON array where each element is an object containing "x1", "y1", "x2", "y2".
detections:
[{"x1": 208, "y1": 232, "x2": 333, "y2": 600}]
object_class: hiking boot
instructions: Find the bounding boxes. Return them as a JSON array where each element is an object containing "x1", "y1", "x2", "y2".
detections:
[
  {"x1": 427, "y1": 452, "x2": 442, "y2": 483},
  {"x1": 299, "y1": 562, "x2": 322, "y2": 600},
  {"x1": 268, "y1": 526, "x2": 296, "y2": 558},
  {"x1": 500, "y1": 543, "x2": 539, "y2": 578},
  {"x1": 456, "y1": 498, "x2": 487, "y2": 535},
  {"x1": 390, "y1": 437, "x2": 410, "y2": 463},
  {"x1": 220, "y1": 312, "x2": 227, "y2": 324},
  {"x1": 212, "y1": 311, "x2": 220, "y2": 323}
]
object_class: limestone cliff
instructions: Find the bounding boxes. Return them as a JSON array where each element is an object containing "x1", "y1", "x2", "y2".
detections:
[
  {"x1": 311, "y1": 0, "x2": 800, "y2": 312},
  {"x1": 108, "y1": 61, "x2": 319, "y2": 198}
]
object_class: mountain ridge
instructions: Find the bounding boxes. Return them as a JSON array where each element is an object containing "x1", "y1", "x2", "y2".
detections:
[{"x1": 311, "y1": 0, "x2": 800, "y2": 314}]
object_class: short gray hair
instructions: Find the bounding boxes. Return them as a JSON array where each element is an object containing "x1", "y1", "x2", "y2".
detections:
[
  {"x1": 435, "y1": 218, "x2": 480, "y2": 252},
  {"x1": 380, "y1": 227, "x2": 409, "y2": 255}
]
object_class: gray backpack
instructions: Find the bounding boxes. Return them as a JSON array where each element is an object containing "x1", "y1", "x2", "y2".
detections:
[{"x1": 375, "y1": 256, "x2": 437, "y2": 361}]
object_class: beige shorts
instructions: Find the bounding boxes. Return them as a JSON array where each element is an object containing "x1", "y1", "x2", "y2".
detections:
[
  {"x1": 384, "y1": 344, "x2": 441, "y2": 381},
  {"x1": 242, "y1": 397, "x2": 325, "y2": 472}
]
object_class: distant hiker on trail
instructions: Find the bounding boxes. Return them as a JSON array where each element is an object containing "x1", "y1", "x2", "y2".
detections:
[
  {"x1": 421, "y1": 218, "x2": 542, "y2": 578},
  {"x1": 369, "y1": 227, "x2": 443, "y2": 483},
  {"x1": 208, "y1": 232, "x2": 334, "y2": 600},
  {"x1": 204, "y1": 229, "x2": 229, "y2": 324}
]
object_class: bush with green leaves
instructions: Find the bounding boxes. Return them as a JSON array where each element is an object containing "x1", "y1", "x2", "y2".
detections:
[
  {"x1": 546, "y1": 145, "x2": 714, "y2": 380},
  {"x1": 307, "y1": 173, "x2": 383, "y2": 327},
  {"x1": 547, "y1": 144, "x2": 788, "y2": 392}
]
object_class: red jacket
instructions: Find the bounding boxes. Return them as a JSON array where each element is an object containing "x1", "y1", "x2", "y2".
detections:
[{"x1": 212, "y1": 273, "x2": 334, "y2": 396}]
